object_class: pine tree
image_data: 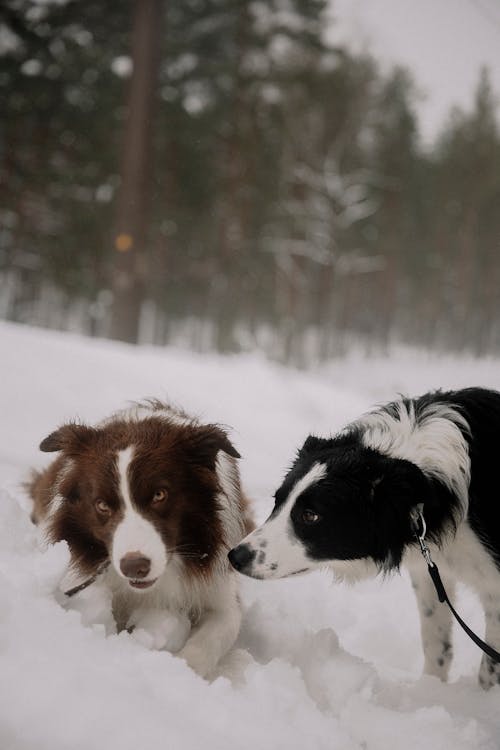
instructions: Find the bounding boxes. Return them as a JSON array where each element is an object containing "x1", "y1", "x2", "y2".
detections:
[
  {"x1": 0, "y1": 1, "x2": 132, "y2": 329},
  {"x1": 430, "y1": 68, "x2": 500, "y2": 353}
]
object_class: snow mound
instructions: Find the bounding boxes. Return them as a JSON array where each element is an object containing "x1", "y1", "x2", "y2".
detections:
[{"x1": 1, "y1": 322, "x2": 499, "y2": 749}]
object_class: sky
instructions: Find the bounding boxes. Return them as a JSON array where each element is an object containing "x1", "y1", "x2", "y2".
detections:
[{"x1": 328, "y1": 0, "x2": 500, "y2": 144}]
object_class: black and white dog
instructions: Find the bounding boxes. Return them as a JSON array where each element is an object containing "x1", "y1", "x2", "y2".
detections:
[{"x1": 229, "y1": 387, "x2": 500, "y2": 689}]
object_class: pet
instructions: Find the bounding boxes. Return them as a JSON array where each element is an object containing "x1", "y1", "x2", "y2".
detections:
[
  {"x1": 229, "y1": 387, "x2": 500, "y2": 689},
  {"x1": 30, "y1": 399, "x2": 253, "y2": 678}
]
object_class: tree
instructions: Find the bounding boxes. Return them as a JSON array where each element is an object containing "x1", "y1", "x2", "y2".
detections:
[
  {"x1": 429, "y1": 68, "x2": 500, "y2": 353},
  {"x1": 2, "y1": 4, "x2": 500, "y2": 359},
  {"x1": 0, "y1": 1, "x2": 131, "y2": 329},
  {"x1": 109, "y1": 0, "x2": 164, "y2": 343},
  {"x1": 367, "y1": 67, "x2": 421, "y2": 348}
]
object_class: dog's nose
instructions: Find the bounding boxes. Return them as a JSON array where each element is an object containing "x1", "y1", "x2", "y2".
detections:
[
  {"x1": 228, "y1": 544, "x2": 256, "y2": 572},
  {"x1": 119, "y1": 553, "x2": 151, "y2": 579}
]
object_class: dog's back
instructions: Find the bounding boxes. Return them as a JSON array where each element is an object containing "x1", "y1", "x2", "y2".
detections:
[{"x1": 435, "y1": 387, "x2": 500, "y2": 561}]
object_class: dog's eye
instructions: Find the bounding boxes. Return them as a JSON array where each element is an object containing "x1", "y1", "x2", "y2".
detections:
[
  {"x1": 152, "y1": 488, "x2": 168, "y2": 505},
  {"x1": 95, "y1": 499, "x2": 112, "y2": 516},
  {"x1": 302, "y1": 509, "x2": 320, "y2": 525}
]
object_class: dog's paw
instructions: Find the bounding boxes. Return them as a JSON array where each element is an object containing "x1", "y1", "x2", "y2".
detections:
[
  {"x1": 479, "y1": 654, "x2": 500, "y2": 690},
  {"x1": 178, "y1": 642, "x2": 215, "y2": 679},
  {"x1": 128, "y1": 609, "x2": 191, "y2": 652}
]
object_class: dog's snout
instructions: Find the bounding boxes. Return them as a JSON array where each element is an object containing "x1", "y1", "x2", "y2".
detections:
[
  {"x1": 228, "y1": 544, "x2": 256, "y2": 572},
  {"x1": 119, "y1": 552, "x2": 151, "y2": 579}
]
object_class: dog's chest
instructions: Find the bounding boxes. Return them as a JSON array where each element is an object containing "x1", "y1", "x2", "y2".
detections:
[{"x1": 109, "y1": 565, "x2": 207, "y2": 630}]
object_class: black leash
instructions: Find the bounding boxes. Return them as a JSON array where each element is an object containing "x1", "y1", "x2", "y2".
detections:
[
  {"x1": 63, "y1": 560, "x2": 110, "y2": 598},
  {"x1": 411, "y1": 505, "x2": 500, "y2": 664}
]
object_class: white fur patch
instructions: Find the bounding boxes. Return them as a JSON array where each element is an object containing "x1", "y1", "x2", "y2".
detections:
[
  {"x1": 48, "y1": 458, "x2": 74, "y2": 519},
  {"x1": 111, "y1": 447, "x2": 167, "y2": 583},
  {"x1": 39, "y1": 459, "x2": 74, "y2": 546},
  {"x1": 288, "y1": 462, "x2": 328, "y2": 508},
  {"x1": 47, "y1": 493, "x2": 63, "y2": 519},
  {"x1": 324, "y1": 556, "x2": 382, "y2": 584},
  {"x1": 358, "y1": 400, "x2": 471, "y2": 518},
  {"x1": 215, "y1": 451, "x2": 244, "y2": 549}
]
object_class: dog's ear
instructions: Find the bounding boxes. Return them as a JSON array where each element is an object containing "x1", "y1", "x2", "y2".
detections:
[
  {"x1": 369, "y1": 475, "x2": 384, "y2": 499},
  {"x1": 40, "y1": 423, "x2": 96, "y2": 454},
  {"x1": 368, "y1": 457, "x2": 427, "y2": 499},
  {"x1": 367, "y1": 458, "x2": 432, "y2": 528},
  {"x1": 366, "y1": 458, "x2": 431, "y2": 569},
  {"x1": 299, "y1": 435, "x2": 333, "y2": 455},
  {"x1": 189, "y1": 425, "x2": 240, "y2": 469}
]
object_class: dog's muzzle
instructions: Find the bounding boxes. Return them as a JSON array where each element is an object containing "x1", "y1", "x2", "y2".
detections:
[{"x1": 228, "y1": 544, "x2": 256, "y2": 575}]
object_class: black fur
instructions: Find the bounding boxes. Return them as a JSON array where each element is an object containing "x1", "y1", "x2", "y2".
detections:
[{"x1": 272, "y1": 387, "x2": 500, "y2": 572}]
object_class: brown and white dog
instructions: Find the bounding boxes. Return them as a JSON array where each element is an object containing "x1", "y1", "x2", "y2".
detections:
[{"x1": 30, "y1": 400, "x2": 253, "y2": 678}]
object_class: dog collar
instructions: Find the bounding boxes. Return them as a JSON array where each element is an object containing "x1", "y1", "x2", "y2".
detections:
[{"x1": 63, "y1": 560, "x2": 110, "y2": 597}]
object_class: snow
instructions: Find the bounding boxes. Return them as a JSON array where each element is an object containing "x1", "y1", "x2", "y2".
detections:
[{"x1": 0, "y1": 320, "x2": 499, "y2": 750}]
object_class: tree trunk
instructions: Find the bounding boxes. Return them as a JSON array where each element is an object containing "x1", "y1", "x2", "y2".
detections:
[{"x1": 109, "y1": 0, "x2": 163, "y2": 343}]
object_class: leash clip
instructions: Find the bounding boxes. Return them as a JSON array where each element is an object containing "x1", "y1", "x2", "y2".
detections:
[{"x1": 411, "y1": 503, "x2": 434, "y2": 568}]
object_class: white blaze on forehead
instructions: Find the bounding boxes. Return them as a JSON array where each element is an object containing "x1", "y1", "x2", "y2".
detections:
[
  {"x1": 285, "y1": 461, "x2": 327, "y2": 509},
  {"x1": 240, "y1": 461, "x2": 327, "y2": 579},
  {"x1": 117, "y1": 446, "x2": 134, "y2": 507},
  {"x1": 112, "y1": 447, "x2": 167, "y2": 581}
]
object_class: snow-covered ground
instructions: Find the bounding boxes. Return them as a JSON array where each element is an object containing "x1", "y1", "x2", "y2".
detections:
[{"x1": 1, "y1": 320, "x2": 499, "y2": 750}]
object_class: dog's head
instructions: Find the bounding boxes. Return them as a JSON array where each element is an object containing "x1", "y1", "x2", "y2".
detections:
[
  {"x1": 40, "y1": 411, "x2": 240, "y2": 590},
  {"x1": 229, "y1": 432, "x2": 429, "y2": 581}
]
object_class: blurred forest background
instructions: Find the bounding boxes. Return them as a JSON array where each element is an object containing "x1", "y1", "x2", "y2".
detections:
[{"x1": 1, "y1": 0, "x2": 500, "y2": 365}]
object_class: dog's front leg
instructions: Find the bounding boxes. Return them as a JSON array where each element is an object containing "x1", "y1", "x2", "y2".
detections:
[
  {"x1": 128, "y1": 608, "x2": 191, "y2": 652},
  {"x1": 478, "y1": 591, "x2": 500, "y2": 689},
  {"x1": 409, "y1": 568, "x2": 454, "y2": 681},
  {"x1": 178, "y1": 582, "x2": 241, "y2": 679},
  {"x1": 64, "y1": 577, "x2": 116, "y2": 635}
]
